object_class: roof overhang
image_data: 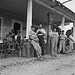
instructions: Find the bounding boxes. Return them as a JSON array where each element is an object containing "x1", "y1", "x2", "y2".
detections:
[{"x1": 0, "y1": 0, "x2": 74, "y2": 26}]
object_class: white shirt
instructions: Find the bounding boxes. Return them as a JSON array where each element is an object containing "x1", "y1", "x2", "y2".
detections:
[
  {"x1": 15, "y1": 35, "x2": 22, "y2": 40},
  {"x1": 50, "y1": 31, "x2": 59, "y2": 40},
  {"x1": 60, "y1": 34, "x2": 67, "y2": 40},
  {"x1": 49, "y1": 30, "x2": 53, "y2": 36},
  {"x1": 37, "y1": 28, "x2": 46, "y2": 35},
  {"x1": 69, "y1": 35, "x2": 74, "y2": 41}
]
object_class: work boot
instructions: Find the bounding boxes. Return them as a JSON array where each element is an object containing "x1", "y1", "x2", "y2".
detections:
[
  {"x1": 51, "y1": 53, "x2": 57, "y2": 57},
  {"x1": 58, "y1": 49, "x2": 61, "y2": 54},
  {"x1": 37, "y1": 54, "x2": 43, "y2": 61}
]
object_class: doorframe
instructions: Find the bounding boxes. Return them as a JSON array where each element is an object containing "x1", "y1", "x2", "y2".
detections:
[
  {"x1": 0, "y1": 17, "x2": 3, "y2": 39},
  {"x1": 12, "y1": 19, "x2": 23, "y2": 36}
]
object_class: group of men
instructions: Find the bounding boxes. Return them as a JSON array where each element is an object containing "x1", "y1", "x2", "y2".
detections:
[
  {"x1": 4, "y1": 23, "x2": 74, "y2": 60},
  {"x1": 50, "y1": 29, "x2": 67, "y2": 57},
  {"x1": 4, "y1": 29, "x2": 22, "y2": 56},
  {"x1": 6, "y1": 30, "x2": 22, "y2": 44},
  {"x1": 29, "y1": 24, "x2": 75, "y2": 60}
]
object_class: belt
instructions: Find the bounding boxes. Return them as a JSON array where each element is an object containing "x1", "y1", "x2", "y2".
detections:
[
  {"x1": 38, "y1": 34, "x2": 43, "y2": 36},
  {"x1": 60, "y1": 39, "x2": 65, "y2": 41}
]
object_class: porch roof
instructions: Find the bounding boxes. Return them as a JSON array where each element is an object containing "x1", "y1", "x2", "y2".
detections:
[{"x1": 0, "y1": 0, "x2": 75, "y2": 26}]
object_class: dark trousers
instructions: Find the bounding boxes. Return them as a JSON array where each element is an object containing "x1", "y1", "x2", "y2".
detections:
[{"x1": 38, "y1": 36, "x2": 44, "y2": 56}]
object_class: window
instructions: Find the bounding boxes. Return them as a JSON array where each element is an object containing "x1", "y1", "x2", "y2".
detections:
[{"x1": 0, "y1": 20, "x2": 1, "y2": 38}]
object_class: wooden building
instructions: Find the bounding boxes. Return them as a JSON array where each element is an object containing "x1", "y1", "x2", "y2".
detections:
[{"x1": 0, "y1": 0, "x2": 75, "y2": 55}]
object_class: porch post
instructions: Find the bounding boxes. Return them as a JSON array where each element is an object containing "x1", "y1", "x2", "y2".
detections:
[
  {"x1": 61, "y1": 16, "x2": 65, "y2": 30},
  {"x1": 73, "y1": 22, "x2": 75, "y2": 40},
  {"x1": 26, "y1": 0, "x2": 33, "y2": 57},
  {"x1": 47, "y1": 12, "x2": 53, "y2": 55},
  {"x1": 73, "y1": 22, "x2": 75, "y2": 50},
  {"x1": 26, "y1": 0, "x2": 33, "y2": 39}
]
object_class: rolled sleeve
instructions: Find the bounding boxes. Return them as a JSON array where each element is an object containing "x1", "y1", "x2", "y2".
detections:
[
  {"x1": 42, "y1": 29, "x2": 46, "y2": 35},
  {"x1": 15, "y1": 35, "x2": 17, "y2": 40}
]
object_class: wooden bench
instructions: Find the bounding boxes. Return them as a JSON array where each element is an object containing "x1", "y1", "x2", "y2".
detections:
[
  {"x1": 0, "y1": 39, "x2": 16, "y2": 58},
  {"x1": 0, "y1": 42, "x2": 6, "y2": 58}
]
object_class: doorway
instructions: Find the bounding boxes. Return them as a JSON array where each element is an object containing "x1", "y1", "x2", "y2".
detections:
[
  {"x1": 14, "y1": 23, "x2": 21, "y2": 35},
  {"x1": 0, "y1": 17, "x2": 3, "y2": 39}
]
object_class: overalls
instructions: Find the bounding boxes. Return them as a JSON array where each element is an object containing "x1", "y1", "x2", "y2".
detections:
[
  {"x1": 29, "y1": 30, "x2": 42, "y2": 57},
  {"x1": 59, "y1": 34, "x2": 66, "y2": 53},
  {"x1": 69, "y1": 35, "x2": 73, "y2": 52},
  {"x1": 51, "y1": 32, "x2": 59, "y2": 54}
]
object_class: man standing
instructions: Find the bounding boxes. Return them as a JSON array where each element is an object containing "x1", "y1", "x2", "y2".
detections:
[
  {"x1": 59, "y1": 30, "x2": 67, "y2": 53},
  {"x1": 11, "y1": 29, "x2": 15, "y2": 41},
  {"x1": 15, "y1": 30, "x2": 22, "y2": 57},
  {"x1": 36, "y1": 24, "x2": 46, "y2": 56},
  {"x1": 68, "y1": 27, "x2": 74, "y2": 52},
  {"x1": 15, "y1": 30, "x2": 22, "y2": 46},
  {"x1": 51, "y1": 28, "x2": 59, "y2": 56},
  {"x1": 69, "y1": 33, "x2": 74, "y2": 52},
  {"x1": 29, "y1": 26, "x2": 43, "y2": 61}
]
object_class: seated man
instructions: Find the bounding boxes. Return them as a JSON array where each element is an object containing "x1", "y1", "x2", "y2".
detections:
[
  {"x1": 7, "y1": 32, "x2": 13, "y2": 49},
  {"x1": 29, "y1": 26, "x2": 43, "y2": 61}
]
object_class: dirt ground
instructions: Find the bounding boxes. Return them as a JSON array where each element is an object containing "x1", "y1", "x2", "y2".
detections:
[{"x1": 0, "y1": 53, "x2": 75, "y2": 75}]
